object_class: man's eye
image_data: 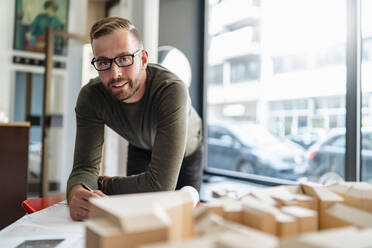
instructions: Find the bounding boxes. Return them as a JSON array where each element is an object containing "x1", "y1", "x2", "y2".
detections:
[
  {"x1": 97, "y1": 60, "x2": 110, "y2": 67},
  {"x1": 117, "y1": 56, "x2": 130, "y2": 64}
]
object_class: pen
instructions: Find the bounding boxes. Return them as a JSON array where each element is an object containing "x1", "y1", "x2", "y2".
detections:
[{"x1": 82, "y1": 183, "x2": 94, "y2": 192}]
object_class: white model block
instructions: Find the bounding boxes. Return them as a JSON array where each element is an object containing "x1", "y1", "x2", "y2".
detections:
[
  {"x1": 215, "y1": 230, "x2": 278, "y2": 248},
  {"x1": 278, "y1": 227, "x2": 372, "y2": 248},
  {"x1": 328, "y1": 182, "x2": 372, "y2": 213},
  {"x1": 86, "y1": 189, "x2": 196, "y2": 248},
  {"x1": 324, "y1": 203, "x2": 372, "y2": 229}
]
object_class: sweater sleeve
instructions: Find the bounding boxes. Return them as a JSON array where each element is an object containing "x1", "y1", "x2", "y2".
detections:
[
  {"x1": 66, "y1": 86, "x2": 104, "y2": 200},
  {"x1": 106, "y1": 82, "x2": 189, "y2": 194}
]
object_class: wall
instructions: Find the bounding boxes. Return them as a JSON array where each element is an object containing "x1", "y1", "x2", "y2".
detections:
[
  {"x1": 60, "y1": 0, "x2": 89, "y2": 192},
  {"x1": 0, "y1": 1, "x2": 17, "y2": 121},
  {"x1": 86, "y1": 1, "x2": 106, "y2": 40}
]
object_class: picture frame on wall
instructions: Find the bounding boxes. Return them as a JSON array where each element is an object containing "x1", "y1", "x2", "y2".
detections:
[{"x1": 13, "y1": 0, "x2": 69, "y2": 55}]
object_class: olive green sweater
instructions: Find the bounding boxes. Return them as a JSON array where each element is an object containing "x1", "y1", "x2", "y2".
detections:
[{"x1": 67, "y1": 64, "x2": 202, "y2": 198}]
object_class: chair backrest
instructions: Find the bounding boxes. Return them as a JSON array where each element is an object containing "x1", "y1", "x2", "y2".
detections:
[{"x1": 22, "y1": 196, "x2": 66, "y2": 214}]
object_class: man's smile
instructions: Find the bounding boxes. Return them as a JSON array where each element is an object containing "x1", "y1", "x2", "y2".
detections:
[
  {"x1": 112, "y1": 81, "x2": 127, "y2": 88},
  {"x1": 110, "y1": 81, "x2": 130, "y2": 92}
]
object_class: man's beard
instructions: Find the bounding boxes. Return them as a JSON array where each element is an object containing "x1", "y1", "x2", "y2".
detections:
[{"x1": 107, "y1": 77, "x2": 140, "y2": 102}]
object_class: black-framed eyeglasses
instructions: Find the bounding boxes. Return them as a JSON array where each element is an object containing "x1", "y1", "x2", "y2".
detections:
[{"x1": 91, "y1": 49, "x2": 143, "y2": 71}]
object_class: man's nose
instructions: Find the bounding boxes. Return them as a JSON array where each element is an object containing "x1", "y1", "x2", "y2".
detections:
[{"x1": 110, "y1": 62, "x2": 122, "y2": 78}]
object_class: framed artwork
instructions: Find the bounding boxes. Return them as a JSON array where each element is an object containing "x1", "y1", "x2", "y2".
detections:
[{"x1": 14, "y1": 0, "x2": 69, "y2": 55}]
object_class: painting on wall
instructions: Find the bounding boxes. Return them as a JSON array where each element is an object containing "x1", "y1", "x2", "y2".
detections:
[{"x1": 13, "y1": 0, "x2": 69, "y2": 55}]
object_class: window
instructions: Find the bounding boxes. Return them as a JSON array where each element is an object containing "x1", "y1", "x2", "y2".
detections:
[
  {"x1": 230, "y1": 55, "x2": 260, "y2": 83},
  {"x1": 330, "y1": 136, "x2": 346, "y2": 148},
  {"x1": 362, "y1": 0, "x2": 372, "y2": 182},
  {"x1": 272, "y1": 54, "x2": 308, "y2": 74},
  {"x1": 207, "y1": 64, "x2": 224, "y2": 86},
  {"x1": 206, "y1": 0, "x2": 348, "y2": 184}
]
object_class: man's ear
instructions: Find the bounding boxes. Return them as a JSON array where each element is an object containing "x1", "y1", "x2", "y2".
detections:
[{"x1": 141, "y1": 50, "x2": 149, "y2": 69}]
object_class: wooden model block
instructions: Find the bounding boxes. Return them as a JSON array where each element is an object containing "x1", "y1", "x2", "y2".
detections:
[
  {"x1": 211, "y1": 219, "x2": 278, "y2": 247},
  {"x1": 86, "y1": 189, "x2": 197, "y2": 248},
  {"x1": 242, "y1": 196, "x2": 298, "y2": 237},
  {"x1": 251, "y1": 185, "x2": 318, "y2": 211},
  {"x1": 86, "y1": 217, "x2": 168, "y2": 248},
  {"x1": 192, "y1": 198, "x2": 244, "y2": 230},
  {"x1": 193, "y1": 213, "x2": 229, "y2": 236},
  {"x1": 192, "y1": 202, "x2": 224, "y2": 222},
  {"x1": 223, "y1": 206, "x2": 243, "y2": 225},
  {"x1": 241, "y1": 196, "x2": 277, "y2": 235},
  {"x1": 278, "y1": 227, "x2": 372, "y2": 248},
  {"x1": 268, "y1": 187, "x2": 298, "y2": 207},
  {"x1": 192, "y1": 212, "x2": 279, "y2": 248},
  {"x1": 324, "y1": 203, "x2": 372, "y2": 229},
  {"x1": 291, "y1": 194, "x2": 318, "y2": 211},
  {"x1": 138, "y1": 235, "x2": 217, "y2": 248},
  {"x1": 140, "y1": 228, "x2": 278, "y2": 248},
  {"x1": 280, "y1": 185, "x2": 318, "y2": 210},
  {"x1": 281, "y1": 206, "x2": 318, "y2": 233},
  {"x1": 274, "y1": 210, "x2": 297, "y2": 238},
  {"x1": 215, "y1": 197, "x2": 244, "y2": 224},
  {"x1": 301, "y1": 183, "x2": 344, "y2": 230},
  {"x1": 281, "y1": 185, "x2": 305, "y2": 194},
  {"x1": 327, "y1": 182, "x2": 372, "y2": 213},
  {"x1": 247, "y1": 189, "x2": 279, "y2": 207},
  {"x1": 215, "y1": 229, "x2": 278, "y2": 248},
  {"x1": 193, "y1": 211, "x2": 279, "y2": 245}
]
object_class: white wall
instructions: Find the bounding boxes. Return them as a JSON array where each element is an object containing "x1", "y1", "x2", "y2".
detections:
[
  {"x1": 60, "y1": 0, "x2": 89, "y2": 192},
  {"x1": 109, "y1": 0, "x2": 159, "y2": 63},
  {"x1": 0, "y1": 1, "x2": 16, "y2": 121},
  {"x1": 132, "y1": 0, "x2": 159, "y2": 63}
]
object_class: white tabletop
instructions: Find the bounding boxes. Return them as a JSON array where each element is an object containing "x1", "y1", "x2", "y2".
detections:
[{"x1": 0, "y1": 201, "x2": 85, "y2": 248}]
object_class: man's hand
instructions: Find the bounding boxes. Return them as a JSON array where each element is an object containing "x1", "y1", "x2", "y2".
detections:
[{"x1": 68, "y1": 184, "x2": 106, "y2": 221}]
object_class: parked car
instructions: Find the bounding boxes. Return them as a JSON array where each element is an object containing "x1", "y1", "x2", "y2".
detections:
[
  {"x1": 207, "y1": 122, "x2": 307, "y2": 180},
  {"x1": 286, "y1": 128, "x2": 326, "y2": 150},
  {"x1": 306, "y1": 128, "x2": 372, "y2": 183}
]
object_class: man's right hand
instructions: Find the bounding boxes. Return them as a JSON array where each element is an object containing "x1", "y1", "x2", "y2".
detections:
[{"x1": 68, "y1": 185, "x2": 106, "y2": 221}]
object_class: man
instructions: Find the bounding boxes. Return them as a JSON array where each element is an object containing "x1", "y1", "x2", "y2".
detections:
[{"x1": 67, "y1": 17, "x2": 203, "y2": 221}]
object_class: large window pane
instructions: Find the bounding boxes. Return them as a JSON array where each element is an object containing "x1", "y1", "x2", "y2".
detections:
[
  {"x1": 207, "y1": 0, "x2": 347, "y2": 183},
  {"x1": 361, "y1": 0, "x2": 372, "y2": 183}
]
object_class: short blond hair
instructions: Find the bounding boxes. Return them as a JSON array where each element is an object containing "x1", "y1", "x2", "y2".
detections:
[{"x1": 90, "y1": 16, "x2": 142, "y2": 47}]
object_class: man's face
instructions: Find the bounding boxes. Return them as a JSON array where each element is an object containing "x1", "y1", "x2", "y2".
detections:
[{"x1": 92, "y1": 29, "x2": 147, "y2": 102}]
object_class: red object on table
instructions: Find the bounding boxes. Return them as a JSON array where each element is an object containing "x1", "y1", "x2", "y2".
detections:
[{"x1": 22, "y1": 196, "x2": 66, "y2": 214}]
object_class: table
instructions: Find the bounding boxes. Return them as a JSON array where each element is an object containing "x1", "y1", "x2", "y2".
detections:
[{"x1": 0, "y1": 201, "x2": 85, "y2": 248}]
